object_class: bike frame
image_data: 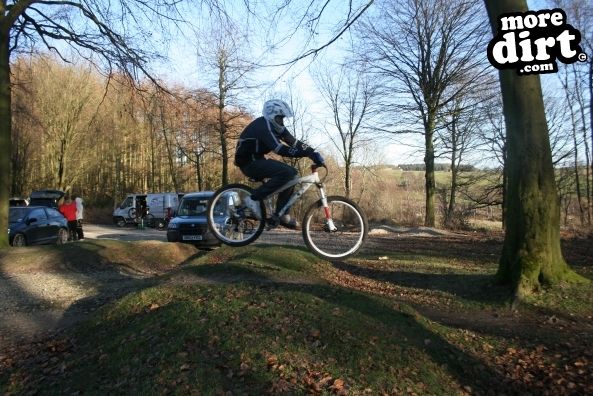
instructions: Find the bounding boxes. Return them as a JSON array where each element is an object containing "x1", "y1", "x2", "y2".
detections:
[{"x1": 263, "y1": 167, "x2": 337, "y2": 231}]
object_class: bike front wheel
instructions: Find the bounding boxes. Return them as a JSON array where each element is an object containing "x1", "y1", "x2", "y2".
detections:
[
  {"x1": 207, "y1": 184, "x2": 266, "y2": 247},
  {"x1": 302, "y1": 196, "x2": 368, "y2": 260}
]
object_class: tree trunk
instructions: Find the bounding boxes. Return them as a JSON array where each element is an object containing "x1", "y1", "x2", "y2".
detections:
[
  {"x1": 446, "y1": 116, "x2": 458, "y2": 226},
  {"x1": 195, "y1": 151, "x2": 203, "y2": 191},
  {"x1": 590, "y1": 59, "x2": 593, "y2": 223},
  {"x1": 57, "y1": 139, "x2": 67, "y2": 190},
  {"x1": 149, "y1": 114, "x2": 156, "y2": 191},
  {"x1": 345, "y1": 159, "x2": 352, "y2": 199},
  {"x1": 219, "y1": 108, "x2": 228, "y2": 186},
  {"x1": 424, "y1": 124, "x2": 436, "y2": 227},
  {"x1": 562, "y1": 67, "x2": 589, "y2": 225},
  {"x1": 10, "y1": 128, "x2": 29, "y2": 197},
  {"x1": 573, "y1": 67, "x2": 591, "y2": 225},
  {"x1": 448, "y1": 156, "x2": 458, "y2": 227},
  {"x1": 564, "y1": 75, "x2": 585, "y2": 225},
  {"x1": 218, "y1": 61, "x2": 228, "y2": 187},
  {"x1": 484, "y1": 0, "x2": 589, "y2": 298},
  {"x1": 0, "y1": 23, "x2": 10, "y2": 248},
  {"x1": 501, "y1": 137, "x2": 508, "y2": 230},
  {"x1": 159, "y1": 105, "x2": 179, "y2": 192}
]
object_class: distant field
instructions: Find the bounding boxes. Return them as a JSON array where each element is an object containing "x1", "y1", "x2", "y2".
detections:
[{"x1": 327, "y1": 166, "x2": 503, "y2": 227}]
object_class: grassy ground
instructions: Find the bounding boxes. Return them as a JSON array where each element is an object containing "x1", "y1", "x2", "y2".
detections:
[{"x1": 1, "y1": 235, "x2": 592, "y2": 395}]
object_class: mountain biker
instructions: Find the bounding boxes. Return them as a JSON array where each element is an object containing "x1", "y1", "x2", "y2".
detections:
[{"x1": 234, "y1": 99, "x2": 324, "y2": 229}]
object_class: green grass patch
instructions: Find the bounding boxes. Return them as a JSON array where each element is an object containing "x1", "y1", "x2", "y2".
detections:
[
  {"x1": 523, "y1": 282, "x2": 593, "y2": 315},
  {"x1": 183, "y1": 244, "x2": 326, "y2": 284},
  {"x1": 192, "y1": 244, "x2": 321, "y2": 272},
  {"x1": 5, "y1": 283, "x2": 492, "y2": 395}
]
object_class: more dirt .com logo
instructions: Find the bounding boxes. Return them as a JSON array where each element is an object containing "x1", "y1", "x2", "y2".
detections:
[{"x1": 487, "y1": 8, "x2": 588, "y2": 75}]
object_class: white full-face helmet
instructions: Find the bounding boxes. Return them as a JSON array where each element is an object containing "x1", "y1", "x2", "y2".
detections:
[{"x1": 262, "y1": 99, "x2": 293, "y2": 132}]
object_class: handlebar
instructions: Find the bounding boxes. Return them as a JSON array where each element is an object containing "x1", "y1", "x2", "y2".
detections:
[
  {"x1": 310, "y1": 164, "x2": 326, "y2": 172},
  {"x1": 311, "y1": 163, "x2": 328, "y2": 182}
]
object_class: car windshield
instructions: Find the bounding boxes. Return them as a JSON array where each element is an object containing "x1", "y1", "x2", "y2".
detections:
[
  {"x1": 177, "y1": 198, "x2": 209, "y2": 216},
  {"x1": 9, "y1": 208, "x2": 30, "y2": 223}
]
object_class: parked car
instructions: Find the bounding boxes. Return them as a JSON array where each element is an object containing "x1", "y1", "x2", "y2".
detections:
[
  {"x1": 9, "y1": 197, "x2": 29, "y2": 207},
  {"x1": 166, "y1": 192, "x2": 222, "y2": 248},
  {"x1": 28, "y1": 190, "x2": 65, "y2": 208},
  {"x1": 8, "y1": 206, "x2": 69, "y2": 246}
]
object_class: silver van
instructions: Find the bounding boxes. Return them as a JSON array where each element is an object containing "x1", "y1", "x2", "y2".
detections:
[{"x1": 113, "y1": 192, "x2": 183, "y2": 228}]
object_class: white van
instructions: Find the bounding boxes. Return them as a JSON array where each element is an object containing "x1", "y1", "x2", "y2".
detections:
[{"x1": 113, "y1": 192, "x2": 183, "y2": 228}]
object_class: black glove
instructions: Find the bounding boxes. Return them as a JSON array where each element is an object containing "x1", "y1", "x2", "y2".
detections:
[{"x1": 310, "y1": 152, "x2": 325, "y2": 166}]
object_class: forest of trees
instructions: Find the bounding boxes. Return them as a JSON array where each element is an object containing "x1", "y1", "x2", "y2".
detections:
[
  {"x1": 10, "y1": 56, "x2": 250, "y2": 206},
  {"x1": 6, "y1": 55, "x2": 589, "y2": 237},
  {"x1": 8, "y1": 52, "x2": 591, "y2": 229}
]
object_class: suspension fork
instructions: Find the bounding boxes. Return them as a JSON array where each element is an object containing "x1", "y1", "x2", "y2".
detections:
[{"x1": 318, "y1": 184, "x2": 337, "y2": 232}]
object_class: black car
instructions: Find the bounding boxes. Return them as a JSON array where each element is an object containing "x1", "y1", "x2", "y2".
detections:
[
  {"x1": 166, "y1": 192, "x2": 221, "y2": 248},
  {"x1": 28, "y1": 189, "x2": 65, "y2": 208},
  {"x1": 8, "y1": 206, "x2": 69, "y2": 246}
]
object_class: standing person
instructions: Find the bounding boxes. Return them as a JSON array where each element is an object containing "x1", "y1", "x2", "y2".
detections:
[
  {"x1": 234, "y1": 99, "x2": 325, "y2": 229},
  {"x1": 74, "y1": 195, "x2": 84, "y2": 240},
  {"x1": 58, "y1": 195, "x2": 78, "y2": 241}
]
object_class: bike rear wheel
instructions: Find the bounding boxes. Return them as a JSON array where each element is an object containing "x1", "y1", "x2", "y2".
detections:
[
  {"x1": 144, "y1": 213, "x2": 155, "y2": 227},
  {"x1": 302, "y1": 196, "x2": 368, "y2": 260},
  {"x1": 155, "y1": 218, "x2": 168, "y2": 230},
  {"x1": 207, "y1": 184, "x2": 266, "y2": 247}
]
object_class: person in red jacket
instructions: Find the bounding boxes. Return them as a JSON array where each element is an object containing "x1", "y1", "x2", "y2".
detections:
[{"x1": 59, "y1": 195, "x2": 78, "y2": 241}]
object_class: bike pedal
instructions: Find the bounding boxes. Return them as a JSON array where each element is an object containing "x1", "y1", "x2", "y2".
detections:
[
  {"x1": 266, "y1": 216, "x2": 280, "y2": 230},
  {"x1": 232, "y1": 207, "x2": 248, "y2": 219}
]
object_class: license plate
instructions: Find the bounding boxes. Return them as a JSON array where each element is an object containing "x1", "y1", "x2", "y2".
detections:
[{"x1": 183, "y1": 235, "x2": 203, "y2": 241}]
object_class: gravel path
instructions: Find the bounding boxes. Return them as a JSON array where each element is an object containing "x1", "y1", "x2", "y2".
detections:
[{"x1": 0, "y1": 263, "x2": 151, "y2": 346}]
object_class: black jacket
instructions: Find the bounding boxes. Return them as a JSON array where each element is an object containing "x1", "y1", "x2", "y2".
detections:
[{"x1": 234, "y1": 117, "x2": 314, "y2": 166}]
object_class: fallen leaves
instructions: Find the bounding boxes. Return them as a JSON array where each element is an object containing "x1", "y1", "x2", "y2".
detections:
[
  {"x1": 264, "y1": 353, "x2": 349, "y2": 395},
  {"x1": 491, "y1": 341, "x2": 593, "y2": 395},
  {"x1": 302, "y1": 370, "x2": 348, "y2": 395}
]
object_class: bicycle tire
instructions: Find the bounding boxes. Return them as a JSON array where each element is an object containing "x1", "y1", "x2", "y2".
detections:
[
  {"x1": 144, "y1": 213, "x2": 155, "y2": 227},
  {"x1": 302, "y1": 196, "x2": 368, "y2": 260},
  {"x1": 128, "y1": 207, "x2": 137, "y2": 219},
  {"x1": 156, "y1": 218, "x2": 168, "y2": 230},
  {"x1": 207, "y1": 183, "x2": 266, "y2": 247}
]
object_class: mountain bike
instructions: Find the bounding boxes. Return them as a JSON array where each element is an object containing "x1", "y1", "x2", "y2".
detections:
[
  {"x1": 206, "y1": 164, "x2": 368, "y2": 260},
  {"x1": 128, "y1": 206, "x2": 155, "y2": 228}
]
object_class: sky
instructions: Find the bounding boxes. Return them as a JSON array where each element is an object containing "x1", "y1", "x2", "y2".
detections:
[
  {"x1": 149, "y1": 0, "x2": 421, "y2": 167},
  {"x1": 150, "y1": 0, "x2": 584, "y2": 169}
]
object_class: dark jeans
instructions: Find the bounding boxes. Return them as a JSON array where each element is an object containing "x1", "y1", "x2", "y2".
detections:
[
  {"x1": 76, "y1": 219, "x2": 84, "y2": 240},
  {"x1": 240, "y1": 159, "x2": 298, "y2": 215},
  {"x1": 67, "y1": 220, "x2": 78, "y2": 241}
]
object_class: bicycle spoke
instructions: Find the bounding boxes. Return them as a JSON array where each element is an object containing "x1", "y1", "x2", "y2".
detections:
[
  {"x1": 207, "y1": 184, "x2": 266, "y2": 246},
  {"x1": 145, "y1": 213, "x2": 155, "y2": 227},
  {"x1": 303, "y1": 197, "x2": 367, "y2": 259}
]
